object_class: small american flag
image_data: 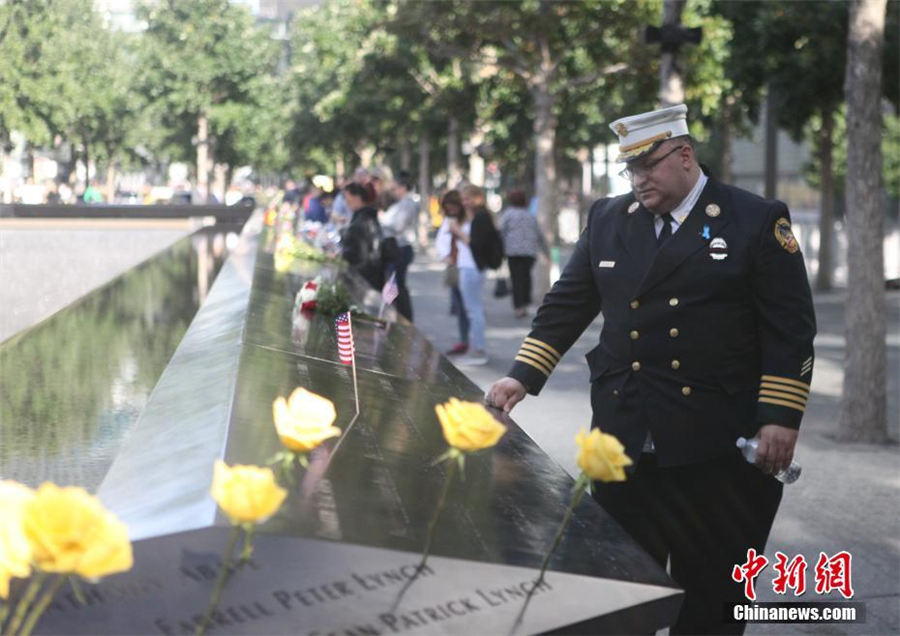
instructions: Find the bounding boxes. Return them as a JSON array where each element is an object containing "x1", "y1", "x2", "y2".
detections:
[
  {"x1": 335, "y1": 312, "x2": 355, "y2": 365},
  {"x1": 382, "y1": 272, "x2": 399, "y2": 306}
]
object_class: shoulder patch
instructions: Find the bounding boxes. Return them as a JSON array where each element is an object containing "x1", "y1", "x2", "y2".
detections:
[{"x1": 774, "y1": 217, "x2": 799, "y2": 254}]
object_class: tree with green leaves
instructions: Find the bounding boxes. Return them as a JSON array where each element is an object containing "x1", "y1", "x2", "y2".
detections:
[
  {"x1": 137, "y1": 0, "x2": 278, "y2": 200},
  {"x1": 392, "y1": 0, "x2": 657, "y2": 294}
]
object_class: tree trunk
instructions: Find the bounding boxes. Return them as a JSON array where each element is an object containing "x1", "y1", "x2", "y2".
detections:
[
  {"x1": 468, "y1": 130, "x2": 485, "y2": 187},
  {"x1": 357, "y1": 144, "x2": 375, "y2": 169},
  {"x1": 764, "y1": 86, "x2": 778, "y2": 199},
  {"x1": 816, "y1": 109, "x2": 835, "y2": 291},
  {"x1": 418, "y1": 133, "x2": 431, "y2": 247},
  {"x1": 196, "y1": 113, "x2": 209, "y2": 203},
  {"x1": 106, "y1": 162, "x2": 116, "y2": 202},
  {"x1": 532, "y1": 83, "x2": 558, "y2": 300},
  {"x1": 839, "y1": 0, "x2": 888, "y2": 442},
  {"x1": 335, "y1": 156, "x2": 345, "y2": 182},
  {"x1": 213, "y1": 163, "x2": 228, "y2": 203},
  {"x1": 82, "y1": 137, "x2": 90, "y2": 195},
  {"x1": 447, "y1": 116, "x2": 462, "y2": 187},
  {"x1": 399, "y1": 137, "x2": 411, "y2": 172},
  {"x1": 658, "y1": 0, "x2": 687, "y2": 106}
]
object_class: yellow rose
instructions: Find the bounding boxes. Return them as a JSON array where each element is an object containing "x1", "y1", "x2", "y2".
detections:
[
  {"x1": 23, "y1": 483, "x2": 133, "y2": 580},
  {"x1": 434, "y1": 398, "x2": 507, "y2": 452},
  {"x1": 273, "y1": 248, "x2": 294, "y2": 273},
  {"x1": 210, "y1": 461, "x2": 287, "y2": 524},
  {"x1": 272, "y1": 388, "x2": 341, "y2": 452},
  {"x1": 575, "y1": 428, "x2": 633, "y2": 482},
  {"x1": 0, "y1": 481, "x2": 35, "y2": 598}
]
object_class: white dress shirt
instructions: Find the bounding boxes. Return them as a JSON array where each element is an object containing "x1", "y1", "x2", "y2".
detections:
[{"x1": 653, "y1": 172, "x2": 708, "y2": 238}]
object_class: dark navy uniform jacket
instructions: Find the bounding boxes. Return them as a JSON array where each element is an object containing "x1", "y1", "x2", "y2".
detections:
[{"x1": 508, "y1": 177, "x2": 816, "y2": 467}]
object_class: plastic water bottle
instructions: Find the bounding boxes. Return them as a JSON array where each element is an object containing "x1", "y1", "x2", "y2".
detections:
[{"x1": 736, "y1": 437, "x2": 802, "y2": 484}]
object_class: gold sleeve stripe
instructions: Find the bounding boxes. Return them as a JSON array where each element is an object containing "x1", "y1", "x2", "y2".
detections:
[
  {"x1": 761, "y1": 375, "x2": 810, "y2": 391},
  {"x1": 524, "y1": 337, "x2": 561, "y2": 363},
  {"x1": 519, "y1": 343, "x2": 559, "y2": 369},
  {"x1": 759, "y1": 390, "x2": 807, "y2": 407},
  {"x1": 515, "y1": 354, "x2": 553, "y2": 377},
  {"x1": 759, "y1": 382, "x2": 809, "y2": 399},
  {"x1": 759, "y1": 396, "x2": 806, "y2": 413}
]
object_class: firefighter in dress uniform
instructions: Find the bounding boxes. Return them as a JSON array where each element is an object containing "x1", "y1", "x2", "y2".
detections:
[{"x1": 487, "y1": 104, "x2": 816, "y2": 635}]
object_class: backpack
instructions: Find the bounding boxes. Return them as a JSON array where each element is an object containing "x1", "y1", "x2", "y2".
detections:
[{"x1": 486, "y1": 223, "x2": 505, "y2": 270}]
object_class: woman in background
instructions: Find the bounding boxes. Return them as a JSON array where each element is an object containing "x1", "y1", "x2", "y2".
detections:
[
  {"x1": 435, "y1": 190, "x2": 469, "y2": 356},
  {"x1": 499, "y1": 188, "x2": 547, "y2": 317}
]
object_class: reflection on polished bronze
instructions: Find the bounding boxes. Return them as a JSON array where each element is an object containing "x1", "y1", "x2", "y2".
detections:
[{"x1": 0, "y1": 227, "x2": 231, "y2": 489}]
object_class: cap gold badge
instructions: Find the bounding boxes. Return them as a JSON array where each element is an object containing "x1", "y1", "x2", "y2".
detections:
[
  {"x1": 615, "y1": 122, "x2": 629, "y2": 137},
  {"x1": 705, "y1": 203, "x2": 721, "y2": 218},
  {"x1": 774, "y1": 217, "x2": 799, "y2": 253},
  {"x1": 628, "y1": 202, "x2": 639, "y2": 214}
]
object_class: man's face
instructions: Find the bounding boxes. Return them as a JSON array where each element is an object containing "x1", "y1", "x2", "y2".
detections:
[{"x1": 629, "y1": 142, "x2": 691, "y2": 214}]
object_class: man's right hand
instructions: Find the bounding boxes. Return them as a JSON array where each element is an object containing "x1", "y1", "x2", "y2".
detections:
[{"x1": 486, "y1": 377, "x2": 527, "y2": 413}]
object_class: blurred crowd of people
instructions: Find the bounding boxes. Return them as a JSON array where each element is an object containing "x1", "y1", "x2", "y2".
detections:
[
  {"x1": 280, "y1": 169, "x2": 548, "y2": 367},
  {"x1": 6, "y1": 177, "x2": 261, "y2": 206}
]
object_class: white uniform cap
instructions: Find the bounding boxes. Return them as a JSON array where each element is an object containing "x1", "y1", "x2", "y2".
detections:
[{"x1": 609, "y1": 104, "x2": 689, "y2": 162}]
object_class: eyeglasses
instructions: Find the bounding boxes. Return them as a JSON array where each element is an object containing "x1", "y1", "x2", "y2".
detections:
[{"x1": 618, "y1": 145, "x2": 686, "y2": 181}]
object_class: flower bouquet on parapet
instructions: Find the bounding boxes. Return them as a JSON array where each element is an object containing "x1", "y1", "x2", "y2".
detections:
[
  {"x1": 0, "y1": 481, "x2": 133, "y2": 636},
  {"x1": 292, "y1": 277, "x2": 386, "y2": 328},
  {"x1": 196, "y1": 462, "x2": 287, "y2": 636},
  {"x1": 269, "y1": 387, "x2": 342, "y2": 480},
  {"x1": 419, "y1": 398, "x2": 509, "y2": 571},
  {"x1": 274, "y1": 232, "x2": 342, "y2": 273}
]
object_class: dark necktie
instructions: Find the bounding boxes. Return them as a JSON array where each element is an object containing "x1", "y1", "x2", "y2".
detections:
[{"x1": 657, "y1": 212, "x2": 674, "y2": 248}]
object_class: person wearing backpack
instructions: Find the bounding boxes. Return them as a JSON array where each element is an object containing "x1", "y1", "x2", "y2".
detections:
[{"x1": 446, "y1": 184, "x2": 501, "y2": 366}]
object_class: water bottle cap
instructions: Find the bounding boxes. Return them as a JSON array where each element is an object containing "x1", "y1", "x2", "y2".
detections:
[{"x1": 736, "y1": 437, "x2": 747, "y2": 448}]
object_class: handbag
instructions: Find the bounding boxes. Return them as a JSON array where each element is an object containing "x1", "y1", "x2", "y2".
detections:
[
  {"x1": 493, "y1": 276, "x2": 510, "y2": 298},
  {"x1": 444, "y1": 264, "x2": 459, "y2": 288}
]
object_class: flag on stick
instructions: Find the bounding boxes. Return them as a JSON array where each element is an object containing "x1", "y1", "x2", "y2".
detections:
[
  {"x1": 334, "y1": 311, "x2": 360, "y2": 416},
  {"x1": 335, "y1": 312, "x2": 355, "y2": 365},
  {"x1": 379, "y1": 272, "x2": 399, "y2": 320},
  {"x1": 382, "y1": 272, "x2": 399, "y2": 306}
]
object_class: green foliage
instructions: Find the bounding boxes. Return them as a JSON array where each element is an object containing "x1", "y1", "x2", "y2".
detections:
[
  {"x1": 314, "y1": 280, "x2": 352, "y2": 317},
  {"x1": 137, "y1": 0, "x2": 282, "y2": 172},
  {"x1": 0, "y1": 0, "x2": 141, "y2": 165},
  {"x1": 803, "y1": 108, "x2": 900, "y2": 213}
]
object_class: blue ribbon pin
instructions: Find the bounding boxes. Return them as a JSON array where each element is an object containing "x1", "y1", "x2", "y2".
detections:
[{"x1": 701, "y1": 224, "x2": 711, "y2": 240}]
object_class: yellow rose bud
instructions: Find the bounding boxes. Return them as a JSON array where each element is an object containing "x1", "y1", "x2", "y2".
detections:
[
  {"x1": 0, "y1": 481, "x2": 35, "y2": 598},
  {"x1": 575, "y1": 428, "x2": 633, "y2": 482},
  {"x1": 23, "y1": 483, "x2": 133, "y2": 580},
  {"x1": 434, "y1": 398, "x2": 507, "y2": 452},
  {"x1": 272, "y1": 388, "x2": 341, "y2": 452},
  {"x1": 210, "y1": 461, "x2": 287, "y2": 525}
]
